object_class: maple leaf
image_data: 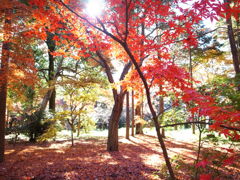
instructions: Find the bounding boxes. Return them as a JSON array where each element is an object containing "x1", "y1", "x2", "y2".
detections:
[
  {"x1": 200, "y1": 174, "x2": 211, "y2": 180},
  {"x1": 196, "y1": 159, "x2": 209, "y2": 168},
  {"x1": 222, "y1": 156, "x2": 235, "y2": 166}
]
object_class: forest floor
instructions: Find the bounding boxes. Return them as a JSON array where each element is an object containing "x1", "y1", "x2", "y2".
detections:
[{"x1": 0, "y1": 129, "x2": 239, "y2": 180}]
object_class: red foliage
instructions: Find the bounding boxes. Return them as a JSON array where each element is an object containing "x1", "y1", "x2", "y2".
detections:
[
  {"x1": 200, "y1": 174, "x2": 212, "y2": 180},
  {"x1": 26, "y1": 0, "x2": 240, "y2": 139},
  {"x1": 196, "y1": 160, "x2": 210, "y2": 168}
]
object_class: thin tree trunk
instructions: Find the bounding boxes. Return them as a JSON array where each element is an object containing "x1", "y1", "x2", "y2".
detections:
[
  {"x1": 0, "y1": 9, "x2": 11, "y2": 162},
  {"x1": 107, "y1": 94, "x2": 124, "y2": 151},
  {"x1": 159, "y1": 85, "x2": 165, "y2": 138},
  {"x1": 77, "y1": 114, "x2": 81, "y2": 137},
  {"x1": 174, "y1": 125, "x2": 178, "y2": 130},
  {"x1": 131, "y1": 90, "x2": 135, "y2": 136},
  {"x1": 135, "y1": 101, "x2": 143, "y2": 134},
  {"x1": 71, "y1": 125, "x2": 74, "y2": 146},
  {"x1": 189, "y1": 48, "x2": 195, "y2": 134},
  {"x1": 126, "y1": 91, "x2": 130, "y2": 139},
  {"x1": 224, "y1": 0, "x2": 240, "y2": 77},
  {"x1": 123, "y1": 44, "x2": 175, "y2": 179},
  {"x1": 236, "y1": 15, "x2": 240, "y2": 53},
  {"x1": 141, "y1": 93, "x2": 144, "y2": 119},
  {"x1": 49, "y1": 89, "x2": 56, "y2": 111},
  {"x1": 195, "y1": 126, "x2": 203, "y2": 179}
]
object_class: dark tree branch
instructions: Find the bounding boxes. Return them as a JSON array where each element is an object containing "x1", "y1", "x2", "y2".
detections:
[
  {"x1": 96, "y1": 51, "x2": 118, "y2": 101},
  {"x1": 59, "y1": 0, "x2": 123, "y2": 45},
  {"x1": 107, "y1": 21, "x2": 124, "y2": 40},
  {"x1": 96, "y1": 51, "x2": 114, "y2": 84},
  {"x1": 119, "y1": 61, "x2": 132, "y2": 81},
  {"x1": 90, "y1": 56, "x2": 104, "y2": 67}
]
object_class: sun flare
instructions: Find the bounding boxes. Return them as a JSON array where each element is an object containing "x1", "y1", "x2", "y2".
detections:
[{"x1": 86, "y1": 0, "x2": 105, "y2": 17}]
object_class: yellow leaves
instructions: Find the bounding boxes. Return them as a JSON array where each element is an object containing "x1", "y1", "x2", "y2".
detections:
[
  {"x1": 12, "y1": 69, "x2": 25, "y2": 78},
  {"x1": 107, "y1": 41, "x2": 129, "y2": 63},
  {"x1": 135, "y1": 115, "x2": 146, "y2": 125},
  {"x1": 37, "y1": 123, "x2": 57, "y2": 142}
]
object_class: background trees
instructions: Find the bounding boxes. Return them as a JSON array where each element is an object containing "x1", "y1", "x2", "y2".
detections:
[{"x1": 0, "y1": 0, "x2": 37, "y2": 161}]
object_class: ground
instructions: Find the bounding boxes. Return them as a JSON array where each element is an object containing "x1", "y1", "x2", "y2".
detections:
[{"x1": 0, "y1": 129, "x2": 239, "y2": 180}]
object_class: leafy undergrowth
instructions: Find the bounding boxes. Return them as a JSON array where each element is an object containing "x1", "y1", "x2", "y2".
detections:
[{"x1": 0, "y1": 134, "x2": 239, "y2": 180}]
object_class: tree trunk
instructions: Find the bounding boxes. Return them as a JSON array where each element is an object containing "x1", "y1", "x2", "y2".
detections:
[
  {"x1": 0, "y1": 42, "x2": 9, "y2": 162},
  {"x1": 136, "y1": 123, "x2": 143, "y2": 134},
  {"x1": 39, "y1": 57, "x2": 63, "y2": 112},
  {"x1": 189, "y1": 48, "x2": 196, "y2": 134},
  {"x1": 224, "y1": 0, "x2": 240, "y2": 77},
  {"x1": 141, "y1": 94, "x2": 144, "y2": 119},
  {"x1": 192, "y1": 117, "x2": 196, "y2": 134},
  {"x1": 159, "y1": 86, "x2": 165, "y2": 138},
  {"x1": 107, "y1": 94, "x2": 124, "y2": 151},
  {"x1": 237, "y1": 16, "x2": 240, "y2": 63},
  {"x1": 95, "y1": 52, "x2": 132, "y2": 151},
  {"x1": 77, "y1": 114, "x2": 81, "y2": 137},
  {"x1": 131, "y1": 90, "x2": 135, "y2": 136},
  {"x1": 71, "y1": 125, "x2": 74, "y2": 147},
  {"x1": 174, "y1": 125, "x2": 178, "y2": 130},
  {"x1": 39, "y1": 89, "x2": 54, "y2": 112},
  {"x1": 123, "y1": 44, "x2": 175, "y2": 179},
  {"x1": 0, "y1": 9, "x2": 11, "y2": 163},
  {"x1": 126, "y1": 91, "x2": 130, "y2": 139},
  {"x1": 135, "y1": 102, "x2": 143, "y2": 134},
  {"x1": 162, "y1": 128, "x2": 165, "y2": 138},
  {"x1": 46, "y1": 32, "x2": 56, "y2": 111},
  {"x1": 49, "y1": 89, "x2": 56, "y2": 111}
]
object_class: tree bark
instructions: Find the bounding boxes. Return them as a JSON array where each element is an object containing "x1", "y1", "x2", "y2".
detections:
[
  {"x1": 49, "y1": 88, "x2": 56, "y2": 111},
  {"x1": 96, "y1": 52, "x2": 132, "y2": 151},
  {"x1": 224, "y1": 0, "x2": 240, "y2": 77},
  {"x1": 159, "y1": 85, "x2": 165, "y2": 138},
  {"x1": 189, "y1": 48, "x2": 195, "y2": 134},
  {"x1": 77, "y1": 114, "x2": 81, "y2": 137},
  {"x1": 0, "y1": 9, "x2": 11, "y2": 163},
  {"x1": 131, "y1": 90, "x2": 135, "y2": 136},
  {"x1": 135, "y1": 102, "x2": 143, "y2": 134},
  {"x1": 46, "y1": 32, "x2": 56, "y2": 111},
  {"x1": 126, "y1": 91, "x2": 130, "y2": 139},
  {"x1": 39, "y1": 57, "x2": 63, "y2": 112},
  {"x1": 123, "y1": 44, "x2": 175, "y2": 179},
  {"x1": 141, "y1": 94, "x2": 144, "y2": 119},
  {"x1": 107, "y1": 94, "x2": 124, "y2": 151},
  {"x1": 71, "y1": 124, "x2": 74, "y2": 146}
]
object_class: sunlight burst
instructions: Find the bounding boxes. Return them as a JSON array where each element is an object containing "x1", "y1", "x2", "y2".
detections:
[{"x1": 86, "y1": 0, "x2": 105, "y2": 17}]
